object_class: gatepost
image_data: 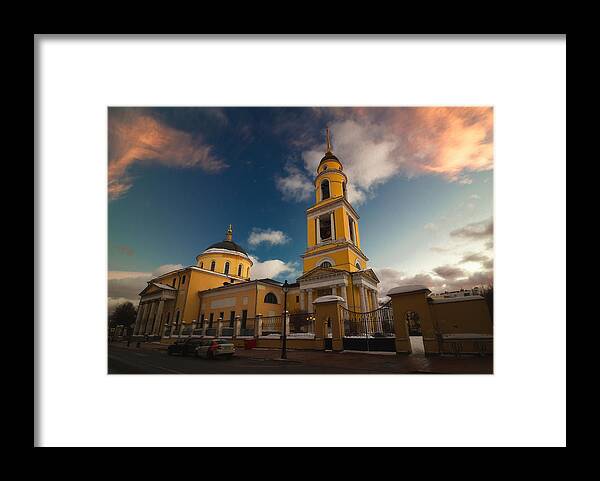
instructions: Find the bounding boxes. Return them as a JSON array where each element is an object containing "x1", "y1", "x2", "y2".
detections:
[
  {"x1": 313, "y1": 295, "x2": 345, "y2": 352},
  {"x1": 388, "y1": 285, "x2": 438, "y2": 355}
]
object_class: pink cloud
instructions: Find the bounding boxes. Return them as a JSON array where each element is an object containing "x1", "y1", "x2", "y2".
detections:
[{"x1": 108, "y1": 110, "x2": 227, "y2": 200}]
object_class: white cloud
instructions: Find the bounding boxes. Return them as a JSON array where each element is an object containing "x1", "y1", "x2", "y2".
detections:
[
  {"x1": 108, "y1": 263, "x2": 183, "y2": 313},
  {"x1": 423, "y1": 222, "x2": 437, "y2": 231},
  {"x1": 275, "y1": 163, "x2": 313, "y2": 202},
  {"x1": 277, "y1": 108, "x2": 493, "y2": 206},
  {"x1": 249, "y1": 255, "x2": 299, "y2": 281},
  {"x1": 248, "y1": 228, "x2": 291, "y2": 247}
]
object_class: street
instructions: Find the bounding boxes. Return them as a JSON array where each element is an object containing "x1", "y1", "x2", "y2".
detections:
[{"x1": 108, "y1": 342, "x2": 493, "y2": 374}]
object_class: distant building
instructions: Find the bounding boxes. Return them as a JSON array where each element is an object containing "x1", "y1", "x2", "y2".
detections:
[{"x1": 431, "y1": 287, "x2": 482, "y2": 299}]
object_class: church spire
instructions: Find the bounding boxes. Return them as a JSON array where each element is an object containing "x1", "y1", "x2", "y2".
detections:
[
  {"x1": 325, "y1": 127, "x2": 332, "y2": 154},
  {"x1": 225, "y1": 224, "x2": 233, "y2": 241}
]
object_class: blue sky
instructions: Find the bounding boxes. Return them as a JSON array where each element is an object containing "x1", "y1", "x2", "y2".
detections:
[{"x1": 108, "y1": 107, "x2": 493, "y2": 310}]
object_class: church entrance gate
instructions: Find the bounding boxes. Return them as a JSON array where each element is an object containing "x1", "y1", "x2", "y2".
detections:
[{"x1": 341, "y1": 301, "x2": 395, "y2": 352}]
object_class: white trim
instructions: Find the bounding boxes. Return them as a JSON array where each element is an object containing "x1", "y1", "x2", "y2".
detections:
[
  {"x1": 302, "y1": 243, "x2": 369, "y2": 262},
  {"x1": 317, "y1": 257, "x2": 336, "y2": 268},
  {"x1": 198, "y1": 248, "x2": 252, "y2": 262}
]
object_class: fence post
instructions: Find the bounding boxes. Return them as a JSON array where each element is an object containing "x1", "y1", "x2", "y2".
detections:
[
  {"x1": 285, "y1": 311, "x2": 290, "y2": 336},
  {"x1": 313, "y1": 296, "x2": 344, "y2": 351},
  {"x1": 387, "y1": 286, "x2": 435, "y2": 354},
  {"x1": 217, "y1": 317, "x2": 223, "y2": 337},
  {"x1": 255, "y1": 314, "x2": 262, "y2": 338},
  {"x1": 234, "y1": 315, "x2": 241, "y2": 339}
]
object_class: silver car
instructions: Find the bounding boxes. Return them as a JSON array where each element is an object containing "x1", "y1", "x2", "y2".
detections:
[{"x1": 195, "y1": 339, "x2": 235, "y2": 359}]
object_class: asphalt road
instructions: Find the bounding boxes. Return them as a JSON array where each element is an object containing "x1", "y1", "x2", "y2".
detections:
[
  {"x1": 108, "y1": 343, "x2": 493, "y2": 374},
  {"x1": 109, "y1": 344, "x2": 359, "y2": 374}
]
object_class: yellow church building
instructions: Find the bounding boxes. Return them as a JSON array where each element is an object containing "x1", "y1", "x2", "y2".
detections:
[{"x1": 132, "y1": 129, "x2": 381, "y2": 338}]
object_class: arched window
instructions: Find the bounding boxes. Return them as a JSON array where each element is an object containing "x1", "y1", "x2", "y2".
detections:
[
  {"x1": 321, "y1": 179, "x2": 330, "y2": 200},
  {"x1": 355, "y1": 261, "x2": 362, "y2": 270},
  {"x1": 181, "y1": 275, "x2": 186, "y2": 285},
  {"x1": 210, "y1": 260, "x2": 216, "y2": 271},
  {"x1": 264, "y1": 292, "x2": 278, "y2": 304},
  {"x1": 237, "y1": 264, "x2": 243, "y2": 277},
  {"x1": 320, "y1": 261, "x2": 332, "y2": 268},
  {"x1": 224, "y1": 262, "x2": 230, "y2": 275}
]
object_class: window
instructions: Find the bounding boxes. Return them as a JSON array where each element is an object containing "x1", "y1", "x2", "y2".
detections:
[
  {"x1": 219, "y1": 312, "x2": 224, "y2": 321},
  {"x1": 200, "y1": 313, "x2": 205, "y2": 327},
  {"x1": 348, "y1": 215, "x2": 356, "y2": 244},
  {"x1": 224, "y1": 262, "x2": 230, "y2": 275},
  {"x1": 210, "y1": 260, "x2": 216, "y2": 271},
  {"x1": 229, "y1": 311, "x2": 235, "y2": 327},
  {"x1": 319, "y1": 214, "x2": 332, "y2": 241},
  {"x1": 199, "y1": 261, "x2": 203, "y2": 269},
  {"x1": 321, "y1": 179, "x2": 330, "y2": 200},
  {"x1": 343, "y1": 181, "x2": 347, "y2": 198},
  {"x1": 181, "y1": 275, "x2": 186, "y2": 285},
  {"x1": 264, "y1": 292, "x2": 278, "y2": 304},
  {"x1": 355, "y1": 261, "x2": 361, "y2": 270},
  {"x1": 321, "y1": 261, "x2": 332, "y2": 268},
  {"x1": 238, "y1": 264, "x2": 243, "y2": 277},
  {"x1": 175, "y1": 310, "x2": 180, "y2": 327},
  {"x1": 296, "y1": 296, "x2": 300, "y2": 303},
  {"x1": 172, "y1": 278, "x2": 176, "y2": 287},
  {"x1": 241, "y1": 309, "x2": 248, "y2": 329},
  {"x1": 247, "y1": 267, "x2": 250, "y2": 277},
  {"x1": 209, "y1": 313, "x2": 214, "y2": 327}
]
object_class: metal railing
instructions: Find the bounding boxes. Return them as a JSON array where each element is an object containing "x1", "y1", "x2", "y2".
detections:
[
  {"x1": 289, "y1": 312, "x2": 315, "y2": 334},
  {"x1": 260, "y1": 315, "x2": 283, "y2": 336},
  {"x1": 341, "y1": 301, "x2": 395, "y2": 338}
]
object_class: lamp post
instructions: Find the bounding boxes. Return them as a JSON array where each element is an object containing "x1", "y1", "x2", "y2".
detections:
[{"x1": 281, "y1": 280, "x2": 289, "y2": 359}]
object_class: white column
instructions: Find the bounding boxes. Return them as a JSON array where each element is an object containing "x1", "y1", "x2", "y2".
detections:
[
  {"x1": 140, "y1": 303, "x2": 150, "y2": 333},
  {"x1": 340, "y1": 285, "x2": 348, "y2": 305},
  {"x1": 330, "y1": 211, "x2": 335, "y2": 240},
  {"x1": 332, "y1": 286, "x2": 337, "y2": 296},
  {"x1": 307, "y1": 289, "x2": 314, "y2": 313},
  {"x1": 154, "y1": 299, "x2": 165, "y2": 335},
  {"x1": 359, "y1": 285, "x2": 368, "y2": 313},
  {"x1": 300, "y1": 290, "x2": 306, "y2": 311},
  {"x1": 370, "y1": 290, "x2": 378, "y2": 310},
  {"x1": 316, "y1": 217, "x2": 321, "y2": 243},
  {"x1": 145, "y1": 302, "x2": 157, "y2": 334},
  {"x1": 217, "y1": 318, "x2": 223, "y2": 337}
]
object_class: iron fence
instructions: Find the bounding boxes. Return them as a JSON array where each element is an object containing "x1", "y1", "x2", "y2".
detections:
[
  {"x1": 341, "y1": 301, "x2": 395, "y2": 338},
  {"x1": 261, "y1": 315, "x2": 283, "y2": 335},
  {"x1": 289, "y1": 312, "x2": 315, "y2": 334}
]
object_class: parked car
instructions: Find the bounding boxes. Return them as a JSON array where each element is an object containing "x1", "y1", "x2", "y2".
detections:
[
  {"x1": 195, "y1": 339, "x2": 235, "y2": 359},
  {"x1": 167, "y1": 338, "x2": 205, "y2": 356}
]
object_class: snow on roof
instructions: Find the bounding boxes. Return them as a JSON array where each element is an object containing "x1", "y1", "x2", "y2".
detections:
[
  {"x1": 429, "y1": 295, "x2": 485, "y2": 304},
  {"x1": 313, "y1": 295, "x2": 345, "y2": 304},
  {"x1": 152, "y1": 282, "x2": 177, "y2": 290},
  {"x1": 387, "y1": 285, "x2": 431, "y2": 296}
]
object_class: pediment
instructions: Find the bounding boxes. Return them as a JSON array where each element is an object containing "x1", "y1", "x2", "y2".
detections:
[
  {"x1": 355, "y1": 268, "x2": 380, "y2": 284},
  {"x1": 297, "y1": 266, "x2": 348, "y2": 282}
]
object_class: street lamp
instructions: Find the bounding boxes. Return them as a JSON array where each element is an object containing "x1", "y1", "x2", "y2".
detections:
[{"x1": 281, "y1": 280, "x2": 289, "y2": 359}]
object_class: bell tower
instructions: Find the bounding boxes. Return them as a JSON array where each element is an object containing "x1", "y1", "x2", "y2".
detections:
[{"x1": 302, "y1": 128, "x2": 369, "y2": 273}]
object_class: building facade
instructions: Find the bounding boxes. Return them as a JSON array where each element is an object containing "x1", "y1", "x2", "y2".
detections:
[{"x1": 133, "y1": 129, "x2": 380, "y2": 338}]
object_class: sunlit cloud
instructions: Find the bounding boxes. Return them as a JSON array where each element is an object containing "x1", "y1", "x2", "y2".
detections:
[
  {"x1": 248, "y1": 228, "x2": 291, "y2": 247},
  {"x1": 277, "y1": 107, "x2": 493, "y2": 205},
  {"x1": 108, "y1": 109, "x2": 228, "y2": 200}
]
